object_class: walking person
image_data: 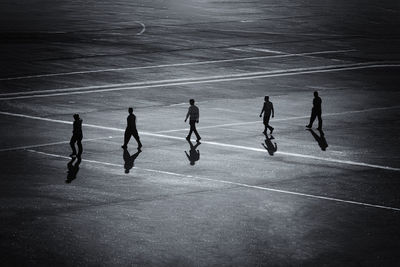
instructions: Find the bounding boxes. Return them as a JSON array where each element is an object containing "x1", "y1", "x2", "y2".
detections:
[
  {"x1": 69, "y1": 114, "x2": 83, "y2": 158},
  {"x1": 185, "y1": 99, "x2": 201, "y2": 142},
  {"x1": 259, "y1": 96, "x2": 274, "y2": 134},
  {"x1": 121, "y1": 107, "x2": 143, "y2": 150},
  {"x1": 306, "y1": 91, "x2": 323, "y2": 130}
]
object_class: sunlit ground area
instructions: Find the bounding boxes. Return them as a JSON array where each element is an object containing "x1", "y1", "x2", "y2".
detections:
[{"x1": 1, "y1": 0, "x2": 400, "y2": 266}]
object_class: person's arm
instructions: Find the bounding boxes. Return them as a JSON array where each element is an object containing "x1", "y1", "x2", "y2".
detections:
[
  {"x1": 271, "y1": 103, "x2": 274, "y2": 118},
  {"x1": 196, "y1": 107, "x2": 199, "y2": 123},
  {"x1": 259, "y1": 103, "x2": 265, "y2": 117},
  {"x1": 185, "y1": 108, "x2": 190, "y2": 122}
]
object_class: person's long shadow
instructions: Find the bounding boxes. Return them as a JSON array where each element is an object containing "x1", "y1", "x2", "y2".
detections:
[
  {"x1": 185, "y1": 139, "x2": 201, "y2": 165},
  {"x1": 307, "y1": 129, "x2": 328, "y2": 151},
  {"x1": 262, "y1": 135, "x2": 278, "y2": 156},
  {"x1": 66, "y1": 156, "x2": 82, "y2": 183},
  {"x1": 123, "y1": 148, "x2": 142, "y2": 173}
]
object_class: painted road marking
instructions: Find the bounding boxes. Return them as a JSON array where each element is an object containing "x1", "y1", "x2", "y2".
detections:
[
  {"x1": 1, "y1": 62, "x2": 399, "y2": 100},
  {"x1": 27, "y1": 149, "x2": 400, "y2": 212},
  {"x1": 0, "y1": 135, "x2": 121, "y2": 152},
  {"x1": 136, "y1": 22, "x2": 146, "y2": 35},
  {"x1": 157, "y1": 105, "x2": 400, "y2": 133},
  {"x1": 1, "y1": 110, "x2": 399, "y2": 172},
  {"x1": 0, "y1": 49, "x2": 354, "y2": 82}
]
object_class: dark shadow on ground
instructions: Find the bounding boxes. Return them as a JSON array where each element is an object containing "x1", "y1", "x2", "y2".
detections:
[
  {"x1": 66, "y1": 156, "x2": 81, "y2": 183},
  {"x1": 185, "y1": 139, "x2": 201, "y2": 165},
  {"x1": 308, "y1": 129, "x2": 328, "y2": 151},
  {"x1": 262, "y1": 135, "x2": 277, "y2": 156},
  {"x1": 123, "y1": 148, "x2": 142, "y2": 174}
]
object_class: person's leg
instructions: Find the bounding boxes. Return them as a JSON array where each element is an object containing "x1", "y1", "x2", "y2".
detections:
[
  {"x1": 187, "y1": 121, "x2": 195, "y2": 139},
  {"x1": 122, "y1": 129, "x2": 131, "y2": 148},
  {"x1": 263, "y1": 116, "x2": 269, "y2": 134},
  {"x1": 132, "y1": 131, "x2": 142, "y2": 148},
  {"x1": 193, "y1": 124, "x2": 201, "y2": 141},
  {"x1": 308, "y1": 109, "x2": 316, "y2": 127},
  {"x1": 77, "y1": 135, "x2": 83, "y2": 156},
  {"x1": 267, "y1": 124, "x2": 274, "y2": 134},
  {"x1": 317, "y1": 113, "x2": 322, "y2": 129},
  {"x1": 70, "y1": 135, "x2": 77, "y2": 156}
]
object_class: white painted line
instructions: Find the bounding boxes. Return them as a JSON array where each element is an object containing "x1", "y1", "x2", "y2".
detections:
[
  {"x1": 26, "y1": 149, "x2": 400, "y2": 212},
  {"x1": 247, "y1": 48, "x2": 287, "y2": 54},
  {"x1": 157, "y1": 105, "x2": 400, "y2": 133},
  {"x1": 1, "y1": 110, "x2": 399, "y2": 172},
  {"x1": 136, "y1": 22, "x2": 146, "y2": 35},
  {"x1": 1, "y1": 62, "x2": 399, "y2": 101},
  {"x1": 227, "y1": 47, "x2": 250, "y2": 52},
  {"x1": 0, "y1": 49, "x2": 355, "y2": 82},
  {"x1": 0, "y1": 135, "x2": 120, "y2": 152}
]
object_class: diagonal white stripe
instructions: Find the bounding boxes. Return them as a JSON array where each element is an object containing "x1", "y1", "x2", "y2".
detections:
[{"x1": 26, "y1": 149, "x2": 400, "y2": 212}]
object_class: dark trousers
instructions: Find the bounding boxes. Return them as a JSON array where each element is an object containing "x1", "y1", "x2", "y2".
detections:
[
  {"x1": 70, "y1": 134, "x2": 83, "y2": 155},
  {"x1": 187, "y1": 120, "x2": 201, "y2": 140},
  {"x1": 309, "y1": 109, "x2": 322, "y2": 129},
  {"x1": 124, "y1": 129, "x2": 142, "y2": 147},
  {"x1": 263, "y1": 115, "x2": 273, "y2": 133}
]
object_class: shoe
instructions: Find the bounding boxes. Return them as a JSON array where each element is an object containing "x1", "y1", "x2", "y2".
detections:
[
  {"x1": 270, "y1": 127, "x2": 274, "y2": 134},
  {"x1": 121, "y1": 145, "x2": 127, "y2": 149},
  {"x1": 306, "y1": 125, "x2": 312, "y2": 129}
]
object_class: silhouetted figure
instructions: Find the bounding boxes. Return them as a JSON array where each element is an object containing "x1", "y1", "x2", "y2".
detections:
[
  {"x1": 66, "y1": 156, "x2": 81, "y2": 183},
  {"x1": 121, "y1": 107, "x2": 142, "y2": 150},
  {"x1": 123, "y1": 148, "x2": 142, "y2": 173},
  {"x1": 306, "y1": 91, "x2": 323, "y2": 130},
  {"x1": 259, "y1": 96, "x2": 274, "y2": 134},
  {"x1": 308, "y1": 129, "x2": 328, "y2": 151},
  {"x1": 262, "y1": 135, "x2": 278, "y2": 156},
  {"x1": 185, "y1": 99, "x2": 201, "y2": 142},
  {"x1": 70, "y1": 114, "x2": 83, "y2": 157},
  {"x1": 185, "y1": 139, "x2": 201, "y2": 165}
]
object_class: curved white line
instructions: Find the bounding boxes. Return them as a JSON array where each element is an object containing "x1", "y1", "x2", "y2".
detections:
[{"x1": 136, "y1": 21, "x2": 146, "y2": 35}]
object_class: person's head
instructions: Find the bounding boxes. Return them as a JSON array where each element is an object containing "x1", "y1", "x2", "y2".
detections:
[
  {"x1": 73, "y1": 114, "x2": 80, "y2": 121},
  {"x1": 189, "y1": 99, "x2": 195, "y2": 105},
  {"x1": 314, "y1": 91, "x2": 318, "y2": 97},
  {"x1": 128, "y1": 107, "x2": 133, "y2": 114},
  {"x1": 264, "y1": 96, "x2": 269, "y2": 102}
]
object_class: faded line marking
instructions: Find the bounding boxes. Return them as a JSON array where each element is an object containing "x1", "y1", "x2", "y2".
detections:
[
  {"x1": 136, "y1": 22, "x2": 146, "y2": 35},
  {"x1": 0, "y1": 49, "x2": 354, "y2": 82},
  {"x1": 1, "y1": 62, "x2": 399, "y2": 101},
  {"x1": 0, "y1": 135, "x2": 121, "y2": 152},
  {"x1": 1, "y1": 110, "x2": 399, "y2": 172},
  {"x1": 156, "y1": 105, "x2": 400, "y2": 133},
  {"x1": 26, "y1": 149, "x2": 400, "y2": 212},
  {"x1": 247, "y1": 47, "x2": 287, "y2": 54}
]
